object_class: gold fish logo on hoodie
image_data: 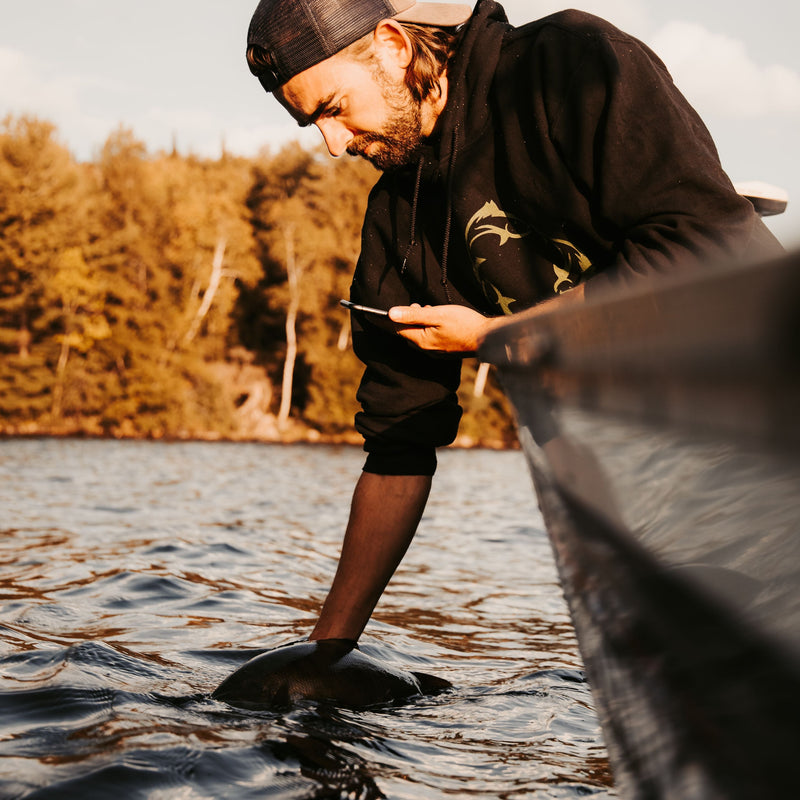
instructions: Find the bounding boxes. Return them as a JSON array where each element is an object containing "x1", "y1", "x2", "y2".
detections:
[{"x1": 466, "y1": 201, "x2": 592, "y2": 312}]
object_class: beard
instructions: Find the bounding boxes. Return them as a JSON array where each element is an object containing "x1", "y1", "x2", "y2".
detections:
[{"x1": 346, "y1": 64, "x2": 425, "y2": 171}]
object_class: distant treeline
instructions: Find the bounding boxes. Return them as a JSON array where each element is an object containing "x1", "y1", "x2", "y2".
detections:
[{"x1": 0, "y1": 115, "x2": 516, "y2": 447}]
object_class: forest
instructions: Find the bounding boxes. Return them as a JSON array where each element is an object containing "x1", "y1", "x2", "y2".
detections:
[{"x1": 0, "y1": 115, "x2": 516, "y2": 449}]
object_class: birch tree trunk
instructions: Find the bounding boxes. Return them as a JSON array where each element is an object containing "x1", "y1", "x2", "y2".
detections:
[
  {"x1": 473, "y1": 361, "x2": 490, "y2": 398},
  {"x1": 277, "y1": 223, "x2": 300, "y2": 429},
  {"x1": 51, "y1": 336, "x2": 70, "y2": 417},
  {"x1": 183, "y1": 237, "x2": 227, "y2": 345}
]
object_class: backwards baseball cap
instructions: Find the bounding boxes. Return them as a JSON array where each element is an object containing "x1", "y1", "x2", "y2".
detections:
[{"x1": 247, "y1": 0, "x2": 473, "y2": 92}]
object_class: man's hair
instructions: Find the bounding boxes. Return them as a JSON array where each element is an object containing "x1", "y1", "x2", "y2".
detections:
[
  {"x1": 247, "y1": 43, "x2": 279, "y2": 78},
  {"x1": 394, "y1": 23, "x2": 461, "y2": 104},
  {"x1": 247, "y1": 22, "x2": 460, "y2": 104}
]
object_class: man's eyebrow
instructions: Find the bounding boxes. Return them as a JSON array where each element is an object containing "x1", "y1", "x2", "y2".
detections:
[{"x1": 296, "y1": 92, "x2": 338, "y2": 128}]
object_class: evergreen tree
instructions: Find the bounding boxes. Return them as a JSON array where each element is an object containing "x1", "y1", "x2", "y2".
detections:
[{"x1": 0, "y1": 115, "x2": 90, "y2": 423}]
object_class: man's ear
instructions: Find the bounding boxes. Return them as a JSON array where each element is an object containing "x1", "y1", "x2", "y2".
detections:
[{"x1": 372, "y1": 19, "x2": 414, "y2": 71}]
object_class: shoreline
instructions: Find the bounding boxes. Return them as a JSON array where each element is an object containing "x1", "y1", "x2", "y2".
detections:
[{"x1": 0, "y1": 424, "x2": 517, "y2": 452}]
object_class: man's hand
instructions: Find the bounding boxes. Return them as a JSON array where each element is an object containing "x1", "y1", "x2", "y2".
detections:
[
  {"x1": 388, "y1": 304, "x2": 503, "y2": 354},
  {"x1": 388, "y1": 287, "x2": 587, "y2": 354}
]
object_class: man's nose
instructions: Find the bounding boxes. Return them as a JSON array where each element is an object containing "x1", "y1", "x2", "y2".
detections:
[{"x1": 316, "y1": 120, "x2": 354, "y2": 157}]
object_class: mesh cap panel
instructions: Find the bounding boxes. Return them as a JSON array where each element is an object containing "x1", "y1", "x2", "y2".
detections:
[{"x1": 248, "y1": 0, "x2": 400, "y2": 91}]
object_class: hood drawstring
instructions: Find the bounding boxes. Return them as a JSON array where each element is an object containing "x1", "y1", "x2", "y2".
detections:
[
  {"x1": 439, "y1": 123, "x2": 460, "y2": 303},
  {"x1": 400, "y1": 125, "x2": 459, "y2": 304},
  {"x1": 400, "y1": 158, "x2": 425, "y2": 277}
]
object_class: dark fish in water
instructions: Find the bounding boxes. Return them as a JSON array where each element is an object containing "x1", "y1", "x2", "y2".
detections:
[{"x1": 212, "y1": 639, "x2": 452, "y2": 710}]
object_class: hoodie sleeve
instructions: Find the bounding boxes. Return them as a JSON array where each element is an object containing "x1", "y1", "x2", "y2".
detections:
[
  {"x1": 532, "y1": 14, "x2": 780, "y2": 290},
  {"x1": 349, "y1": 188, "x2": 463, "y2": 476}
]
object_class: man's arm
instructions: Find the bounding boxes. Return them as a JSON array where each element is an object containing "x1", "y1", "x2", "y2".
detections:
[
  {"x1": 310, "y1": 471, "x2": 432, "y2": 641},
  {"x1": 321, "y1": 278, "x2": 585, "y2": 644}
]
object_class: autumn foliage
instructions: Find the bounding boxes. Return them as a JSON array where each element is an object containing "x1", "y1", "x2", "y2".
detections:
[{"x1": 0, "y1": 115, "x2": 516, "y2": 447}]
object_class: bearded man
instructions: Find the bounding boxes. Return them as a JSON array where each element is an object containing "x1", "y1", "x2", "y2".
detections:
[{"x1": 245, "y1": 0, "x2": 782, "y2": 643}]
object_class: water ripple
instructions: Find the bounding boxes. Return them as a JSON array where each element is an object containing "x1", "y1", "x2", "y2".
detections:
[{"x1": 0, "y1": 440, "x2": 613, "y2": 798}]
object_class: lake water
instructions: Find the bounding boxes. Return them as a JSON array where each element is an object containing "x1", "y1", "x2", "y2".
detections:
[{"x1": 0, "y1": 438, "x2": 614, "y2": 798}]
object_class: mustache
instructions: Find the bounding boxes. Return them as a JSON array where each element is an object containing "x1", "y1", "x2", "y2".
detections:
[{"x1": 346, "y1": 133, "x2": 385, "y2": 158}]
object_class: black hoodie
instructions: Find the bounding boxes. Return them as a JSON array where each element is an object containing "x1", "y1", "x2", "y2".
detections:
[{"x1": 349, "y1": 0, "x2": 782, "y2": 476}]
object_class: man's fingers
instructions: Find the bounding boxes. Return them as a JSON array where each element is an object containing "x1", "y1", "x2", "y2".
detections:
[{"x1": 389, "y1": 304, "x2": 434, "y2": 325}]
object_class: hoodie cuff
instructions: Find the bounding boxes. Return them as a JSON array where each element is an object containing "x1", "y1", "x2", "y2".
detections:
[{"x1": 362, "y1": 446, "x2": 437, "y2": 476}]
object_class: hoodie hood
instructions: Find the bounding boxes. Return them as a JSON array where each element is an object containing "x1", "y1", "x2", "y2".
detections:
[
  {"x1": 408, "y1": 0, "x2": 511, "y2": 299},
  {"x1": 434, "y1": 0, "x2": 510, "y2": 168}
]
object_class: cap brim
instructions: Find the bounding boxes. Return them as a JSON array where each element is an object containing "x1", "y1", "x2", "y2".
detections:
[{"x1": 393, "y1": 2, "x2": 473, "y2": 27}]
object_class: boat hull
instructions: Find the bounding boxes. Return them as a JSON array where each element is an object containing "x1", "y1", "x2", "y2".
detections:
[{"x1": 479, "y1": 253, "x2": 800, "y2": 798}]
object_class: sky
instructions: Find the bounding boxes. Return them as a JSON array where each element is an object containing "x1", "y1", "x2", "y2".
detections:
[{"x1": 1, "y1": 0, "x2": 798, "y2": 246}]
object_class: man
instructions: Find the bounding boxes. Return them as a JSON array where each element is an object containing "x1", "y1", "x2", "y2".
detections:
[{"x1": 246, "y1": 0, "x2": 781, "y2": 643}]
